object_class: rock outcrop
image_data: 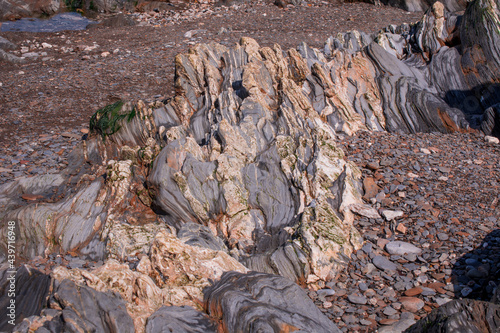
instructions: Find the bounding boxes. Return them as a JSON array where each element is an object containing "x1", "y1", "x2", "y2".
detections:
[
  {"x1": 405, "y1": 298, "x2": 500, "y2": 333},
  {"x1": 376, "y1": 0, "x2": 466, "y2": 12},
  {"x1": 0, "y1": 265, "x2": 51, "y2": 331},
  {"x1": 0, "y1": 0, "x2": 60, "y2": 20},
  {"x1": 204, "y1": 271, "x2": 341, "y2": 333},
  {"x1": 1, "y1": 0, "x2": 500, "y2": 331}
]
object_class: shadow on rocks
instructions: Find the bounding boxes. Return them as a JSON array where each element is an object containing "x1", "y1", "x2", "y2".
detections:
[
  {"x1": 451, "y1": 228, "x2": 500, "y2": 303},
  {"x1": 445, "y1": 83, "x2": 500, "y2": 135},
  {"x1": 405, "y1": 228, "x2": 500, "y2": 332}
]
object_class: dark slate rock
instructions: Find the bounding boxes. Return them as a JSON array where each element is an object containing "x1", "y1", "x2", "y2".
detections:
[
  {"x1": 146, "y1": 305, "x2": 217, "y2": 333},
  {"x1": 373, "y1": 255, "x2": 398, "y2": 271},
  {"x1": 0, "y1": 265, "x2": 51, "y2": 330},
  {"x1": 42, "y1": 279, "x2": 135, "y2": 333},
  {"x1": 244, "y1": 243, "x2": 311, "y2": 283},
  {"x1": 204, "y1": 271, "x2": 341, "y2": 333},
  {"x1": 481, "y1": 104, "x2": 500, "y2": 137}
]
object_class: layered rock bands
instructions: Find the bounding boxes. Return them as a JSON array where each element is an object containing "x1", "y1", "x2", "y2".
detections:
[{"x1": 0, "y1": 0, "x2": 499, "y2": 331}]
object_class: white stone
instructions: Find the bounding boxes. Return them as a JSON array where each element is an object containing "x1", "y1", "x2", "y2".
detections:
[
  {"x1": 485, "y1": 136, "x2": 499, "y2": 144},
  {"x1": 42, "y1": 42, "x2": 53, "y2": 49},
  {"x1": 385, "y1": 241, "x2": 422, "y2": 255},
  {"x1": 420, "y1": 148, "x2": 431, "y2": 154},
  {"x1": 382, "y1": 209, "x2": 404, "y2": 221}
]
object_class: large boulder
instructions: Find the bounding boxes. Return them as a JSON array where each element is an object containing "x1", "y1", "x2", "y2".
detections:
[
  {"x1": 204, "y1": 271, "x2": 341, "y2": 333},
  {"x1": 12, "y1": 278, "x2": 135, "y2": 333},
  {"x1": 0, "y1": 266, "x2": 51, "y2": 330}
]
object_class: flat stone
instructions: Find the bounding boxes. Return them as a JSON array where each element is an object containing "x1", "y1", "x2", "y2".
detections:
[
  {"x1": 382, "y1": 210, "x2": 404, "y2": 221},
  {"x1": 350, "y1": 203, "x2": 381, "y2": 219},
  {"x1": 438, "y1": 166, "x2": 451, "y2": 173},
  {"x1": 373, "y1": 256, "x2": 397, "y2": 271},
  {"x1": 404, "y1": 287, "x2": 423, "y2": 297},
  {"x1": 317, "y1": 289, "x2": 336, "y2": 298},
  {"x1": 437, "y1": 233, "x2": 449, "y2": 241},
  {"x1": 400, "y1": 297, "x2": 425, "y2": 312},
  {"x1": 348, "y1": 294, "x2": 368, "y2": 305},
  {"x1": 383, "y1": 305, "x2": 398, "y2": 316},
  {"x1": 385, "y1": 241, "x2": 422, "y2": 256}
]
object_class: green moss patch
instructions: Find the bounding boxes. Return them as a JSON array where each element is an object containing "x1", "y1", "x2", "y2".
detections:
[{"x1": 89, "y1": 101, "x2": 136, "y2": 140}]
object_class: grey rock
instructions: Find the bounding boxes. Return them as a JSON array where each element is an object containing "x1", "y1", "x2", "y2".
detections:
[
  {"x1": 437, "y1": 233, "x2": 449, "y2": 241},
  {"x1": 348, "y1": 294, "x2": 368, "y2": 305},
  {"x1": 146, "y1": 306, "x2": 216, "y2": 333},
  {"x1": 383, "y1": 305, "x2": 398, "y2": 316},
  {"x1": 317, "y1": 288, "x2": 336, "y2": 298},
  {"x1": 204, "y1": 271, "x2": 341, "y2": 333},
  {"x1": 47, "y1": 279, "x2": 134, "y2": 333},
  {"x1": 178, "y1": 223, "x2": 227, "y2": 252},
  {"x1": 373, "y1": 255, "x2": 398, "y2": 271},
  {"x1": 0, "y1": 266, "x2": 51, "y2": 330},
  {"x1": 0, "y1": 49, "x2": 25, "y2": 64},
  {"x1": 0, "y1": 36, "x2": 16, "y2": 50}
]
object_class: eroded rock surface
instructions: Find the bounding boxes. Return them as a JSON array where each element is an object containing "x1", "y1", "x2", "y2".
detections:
[
  {"x1": 0, "y1": 0, "x2": 499, "y2": 331},
  {"x1": 145, "y1": 306, "x2": 217, "y2": 333},
  {"x1": 204, "y1": 271, "x2": 341, "y2": 333},
  {"x1": 0, "y1": 265, "x2": 51, "y2": 330},
  {"x1": 3, "y1": 269, "x2": 135, "y2": 333}
]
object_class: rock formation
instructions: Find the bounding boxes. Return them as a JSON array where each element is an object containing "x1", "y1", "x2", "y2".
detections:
[
  {"x1": 405, "y1": 298, "x2": 500, "y2": 332},
  {"x1": 204, "y1": 271, "x2": 341, "y2": 332},
  {"x1": 377, "y1": 0, "x2": 466, "y2": 12},
  {"x1": 1, "y1": 0, "x2": 500, "y2": 331}
]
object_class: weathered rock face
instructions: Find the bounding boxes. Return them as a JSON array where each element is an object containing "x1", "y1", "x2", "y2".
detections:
[
  {"x1": 204, "y1": 271, "x2": 341, "y2": 333},
  {"x1": 0, "y1": 0, "x2": 134, "y2": 20},
  {"x1": 0, "y1": 265, "x2": 51, "y2": 330},
  {"x1": 145, "y1": 306, "x2": 217, "y2": 333},
  {"x1": 0, "y1": 0, "x2": 60, "y2": 20},
  {"x1": 1, "y1": 0, "x2": 500, "y2": 331},
  {"x1": 4, "y1": 270, "x2": 136, "y2": 332}
]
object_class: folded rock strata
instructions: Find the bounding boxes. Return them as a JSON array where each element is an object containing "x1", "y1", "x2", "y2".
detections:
[
  {"x1": 0, "y1": 0, "x2": 499, "y2": 331},
  {"x1": 204, "y1": 271, "x2": 341, "y2": 333},
  {"x1": 145, "y1": 305, "x2": 217, "y2": 333}
]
